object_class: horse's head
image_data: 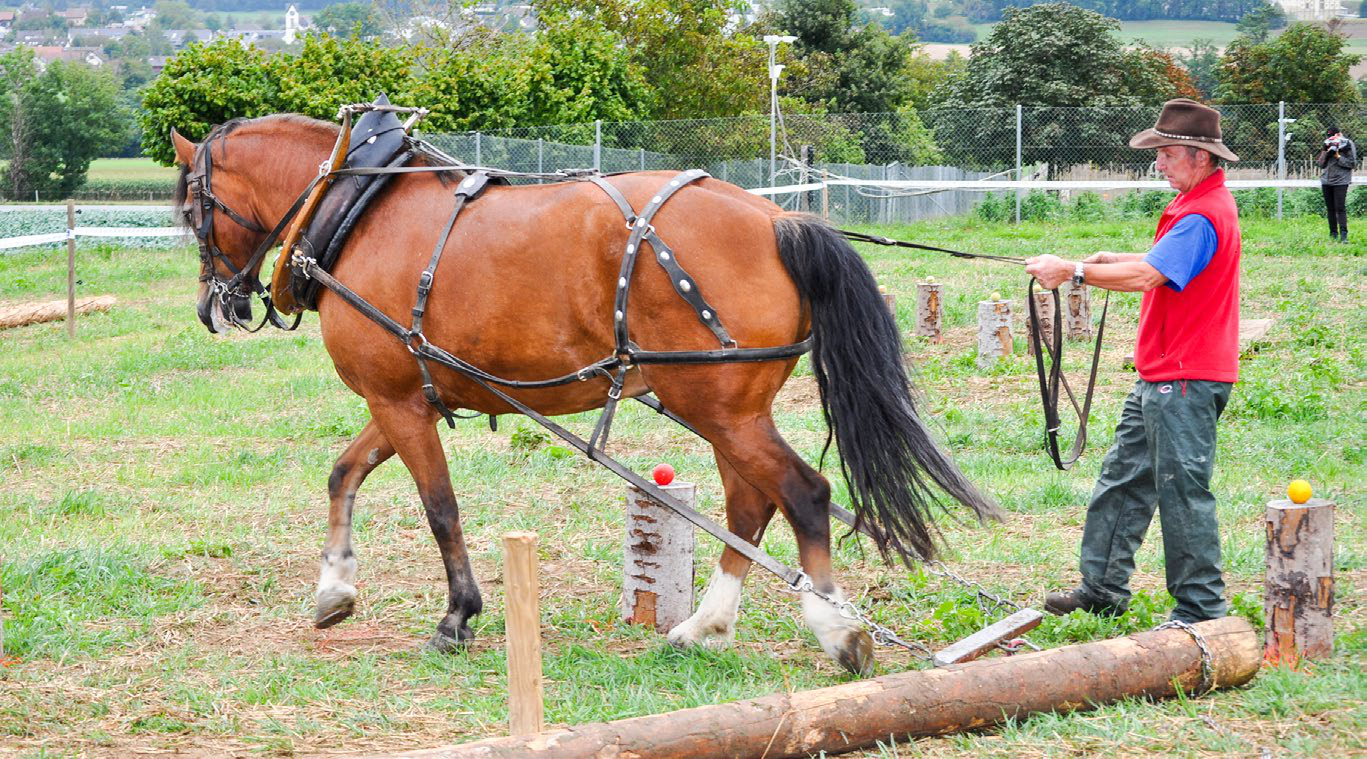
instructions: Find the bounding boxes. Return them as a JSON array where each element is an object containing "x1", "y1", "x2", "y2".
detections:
[{"x1": 172, "y1": 123, "x2": 272, "y2": 333}]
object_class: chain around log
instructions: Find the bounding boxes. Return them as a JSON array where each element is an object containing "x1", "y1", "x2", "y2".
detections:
[{"x1": 1154, "y1": 619, "x2": 1217, "y2": 694}]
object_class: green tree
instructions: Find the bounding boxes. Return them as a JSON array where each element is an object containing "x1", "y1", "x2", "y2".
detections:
[
  {"x1": 524, "y1": 12, "x2": 651, "y2": 124},
  {"x1": 1234, "y1": 2, "x2": 1286, "y2": 44},
  {"x1": 139, "y1": 38, "x2": 281, "y2": 164},
  {"x1": 772, "y1": 0, "x2": 917, "y2": 114},
  {"x1": 1217, "y1": 23, "x2": 1362, "y2": 104},
  {"x1": 1180, "y1": 38, "x2": 1221, "y2": 99},
  {"x1": 312, "y1": 2, "x2": 384, "y2": 38},
  {"x1": 0, "y1": 49, "x2": 126, "y2": 199},
  {"x1": 274, "y1": 34, "x2": 416, "y2": 119},
  {"x1": 151, "y1": 0, "x2": 200, "y2": 30}
]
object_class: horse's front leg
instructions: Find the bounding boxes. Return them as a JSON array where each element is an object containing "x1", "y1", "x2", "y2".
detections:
[
  {"x1": 315, "y1": 419, "x2": 395, "y2": 628},
  {"x1": 368, "y1": 399, "x2": 483, "y2": 652}
]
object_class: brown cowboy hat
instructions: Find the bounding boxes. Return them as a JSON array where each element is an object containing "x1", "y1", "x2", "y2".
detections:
[{"x1": 1129, "y1": 98, "x2": 1239, "y2": 162}]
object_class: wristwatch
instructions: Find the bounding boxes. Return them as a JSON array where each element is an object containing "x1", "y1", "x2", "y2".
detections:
[{"x1": 1072, "y1": 262, "x2": 1085, "y2": 286}]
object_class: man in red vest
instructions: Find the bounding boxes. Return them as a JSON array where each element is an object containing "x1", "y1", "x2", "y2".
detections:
[{"x1": 1024, "y1": 99, "x2": 1240, "y2": 623}]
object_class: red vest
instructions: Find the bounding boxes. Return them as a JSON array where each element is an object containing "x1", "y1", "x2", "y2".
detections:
[{"x1": 1135, "y1": 169, "x2": 1241, "y2": 383}]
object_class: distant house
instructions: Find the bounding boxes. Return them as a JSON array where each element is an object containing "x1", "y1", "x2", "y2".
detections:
[
  {"x1": 32, "y1": 45, "x2": 105, "y2": 69},
  {"x1": 56, "y1": 8, "x2": 90, "y2": 27},
  {"x1": 147, "y1": 54, "x2": 169, "y2": 73},
  {"x1": 1276, "y1": 0, "x2": 1346, "y2": 20},
  {"x1": 123, "y1": 7, "x2": 155, "y2": 30},
  {"x1": 162, "y1": 28, "x2": 213, "y2": 47},
  {"x1": 75, "y1": 26, "x2": 132, "y2": 44},
  {"x1": 0, "y1": 11, "x2": 15, "y2": 29}
]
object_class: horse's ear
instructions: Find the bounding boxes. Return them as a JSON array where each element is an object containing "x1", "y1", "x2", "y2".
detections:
[{"x1": 170, "y1": 127, "x2": 197, "y2": 166}]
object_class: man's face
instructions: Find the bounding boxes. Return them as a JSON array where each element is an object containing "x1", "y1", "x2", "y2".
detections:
[{"x1": 1155, "y1": 145, "x2": 1203, "y2": 192}]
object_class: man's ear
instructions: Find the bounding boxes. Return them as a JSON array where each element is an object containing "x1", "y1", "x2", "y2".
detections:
[{"x1": 170, "y1": 128, "x2": 197, "y2": 166}]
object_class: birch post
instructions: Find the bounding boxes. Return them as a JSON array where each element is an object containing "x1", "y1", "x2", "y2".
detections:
[
  {"x1": 623, "y1": 482, "x2": 696, "y2": 633},
  {"x1": 914, "y1": 282, "x2": 943, "y2": 342},
  {"x1": 1061, "y1": 281, "x2": 1091, "y2": 341},
  {"x1": 66, "y1": 200, "x2": 76, "y2": 338},
  {"x1": 503, "y1": 531, "x2": 544, "y2": 735},
  {"x1": 1265, "y1": 498, "x2": 1335, "y2": 665},
  {"x1": 976, "y1": 298, "x2": 1012, "y2": 369},
  {"x1": 1026, "y1": 291, "x2": 1056, "y2": 357}
]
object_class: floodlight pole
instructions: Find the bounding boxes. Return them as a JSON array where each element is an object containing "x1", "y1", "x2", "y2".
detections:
[{"x1": 765, "y1": 34, "x2": 797, "y2": 185}]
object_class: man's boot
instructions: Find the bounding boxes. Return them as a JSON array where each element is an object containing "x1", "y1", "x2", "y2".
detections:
[{"x1": 1044, "y1": 588, "x2": 1126, "y2": 617}]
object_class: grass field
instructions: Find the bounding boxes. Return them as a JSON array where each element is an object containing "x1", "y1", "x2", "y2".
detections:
[
  {"x1": 0, "y1": 213, "x2": 1362, "y2": 756},
  {"x1": 86, "y1": 159, "x2": 179, "y2": 183}
]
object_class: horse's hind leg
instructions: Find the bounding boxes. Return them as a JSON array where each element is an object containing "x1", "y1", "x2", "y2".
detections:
[
  {"x1": 666, "y1": 451, "x2": 775, "y2": 649},
  {"x1": 366, "y1": 399, "x2": 483, "y2": 652},
  {"x1": 315, "y1": 419, "x2": 395, "y2": 628}
]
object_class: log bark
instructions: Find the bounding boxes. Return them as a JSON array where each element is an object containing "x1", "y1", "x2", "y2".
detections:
[
  {"x1": 622, "y1": 483, "x2": 695, "y2": 633},
  {"x1": 914, "y1": 283, "x2": 942, "y2": 342},
  {"x1": 1265, "y1": 498, "x2": 1335, "y2": 665},
  {"x1": 0, "y1": 295, "x2": 115, "y2": 330},
  {"x1": 1026, "y1": 292, "x2": 1056, "y2": 357},
  {"x1": 975, "y1": 299, "x2": 1012, "y2": 369},
  {"x1": 389, "y1": 617, "x2": 1259, "y2": 759},
  {"x1": 1061, "y1": 281, "x2": 1091, "y2": 341}
]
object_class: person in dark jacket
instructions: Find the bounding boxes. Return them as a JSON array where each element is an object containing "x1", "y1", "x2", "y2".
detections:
[{"x1": 1317, "y1": 126, "x2": 1356, "y2": 243}]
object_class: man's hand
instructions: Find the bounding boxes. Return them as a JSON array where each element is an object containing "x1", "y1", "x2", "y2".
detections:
[
  {"x1": 1084, "y1": 251, "x2": 1120, "y2": 264},
  {"x1": 1024, "y1": 254, "x2": 1073, "y2": 290}
]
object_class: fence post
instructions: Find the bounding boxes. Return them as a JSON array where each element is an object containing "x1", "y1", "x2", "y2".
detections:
[
  {"x1": 66, "y1": 200, "x2": 76, "y2": 339},
  {"x1": 594, "y1": 120, "x2": 602, "y2": 171},
  {"x1": 1015, "y1": 104, "x2": 1023, "y2": 224},
  {"x1": 640, "y1": 147, "x2": 646, "y2": 171},
  {"x1": 475, "y1": 132, "x2": 482, "y2": 166},
  {"x1": 1277, "y1": 101, "x2": 1286, "y2": 220},
  {"x1": 537, "y1": 137, "x2": 544, "y2": 182}
]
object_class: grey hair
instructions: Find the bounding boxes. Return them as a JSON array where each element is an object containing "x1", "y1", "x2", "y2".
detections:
[{"x1": 1184, "y1": 146, "x2": 1221, "y2": 168}]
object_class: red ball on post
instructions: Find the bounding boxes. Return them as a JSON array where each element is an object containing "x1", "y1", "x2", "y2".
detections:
[{"x1": 652, "y1": 463, "x2": 675, "y2": 486}]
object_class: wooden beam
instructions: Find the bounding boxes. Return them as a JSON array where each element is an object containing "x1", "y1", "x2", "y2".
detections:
[
  {"x1": 394, "y1": 617, "x2": 1259, "y2": 759},
  {"x1": 932, "y1": 608, "x2": 1044, "y2": 667},
  {"x1": 502, "y1": 531, "x2": 544, "y2": 735}
]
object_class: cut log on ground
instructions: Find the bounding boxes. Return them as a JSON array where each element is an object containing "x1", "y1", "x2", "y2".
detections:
[
  {"x1": 385, "y1": 617, "x2": 1258, "y2": 759},
  {"x1": 0, "y1": 296, "x2": 115, "y2": 330}
]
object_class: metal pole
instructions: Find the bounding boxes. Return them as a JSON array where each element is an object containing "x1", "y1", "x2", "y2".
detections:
[
  {"x1": 537, "y1": 137, "x2": 543, "y2": 183},
  {"x1": 1277, "y1": 101, "x2": 1285, "y2": 220},
  {"x1": 640, "y1": 147, "x2": 646, "y2": 171},
  {"x1": 594, "y1": 120, "x2": 602, "y2": 171},
  {"x1": 475, "y1": 132, "x2": 482, "y2": 166},
  {"x1": 1015, "y1": 104, "x2": 1023, "y2": 224},
  {"x1": 769, "y1": 42, "x2": 778, "y2": 185}
]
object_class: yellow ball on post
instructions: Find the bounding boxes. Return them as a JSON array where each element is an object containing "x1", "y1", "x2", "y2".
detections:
[{"x1": 1287, "y1": 479, "x2": 1313, "y2": 504}]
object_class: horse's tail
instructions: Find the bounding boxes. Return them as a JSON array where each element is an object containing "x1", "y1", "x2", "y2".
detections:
[{"x1": 772, "y1": 213, "x2": 1002, "y2": 563}]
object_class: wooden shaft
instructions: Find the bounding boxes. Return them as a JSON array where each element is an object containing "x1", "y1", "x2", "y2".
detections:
[
  {"x1": 399, "y1": 617, "x2": 1259, "y2": 759},
  {"x1": 502, "y1": 531, "x2": 544, "y2": 735},
  {"x1": 1265, "y1": 498, "x2": 1335, "y2": 664},
  {"x1": 66, "y1": 199, "x2": 76, "y2": 338}
]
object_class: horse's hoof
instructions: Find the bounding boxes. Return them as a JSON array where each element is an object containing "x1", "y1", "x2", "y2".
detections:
[
  {"x1": 834, "y1": 628, "x2": 875, "y2": 677},
  {"x1": 424, "y1": 628, "x2": 471, "y2": 654},
  {"x1": 314, "y1": 586, "x2": 357, "y2": 629}
]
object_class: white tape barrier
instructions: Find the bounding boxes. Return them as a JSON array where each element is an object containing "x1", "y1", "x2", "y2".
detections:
[
  {"x1": 749, "y1": 177, "x2": 1367, "y2": 195},
  {"x1": 0, "y1": 226, "x2": 187, "y2": 251}
]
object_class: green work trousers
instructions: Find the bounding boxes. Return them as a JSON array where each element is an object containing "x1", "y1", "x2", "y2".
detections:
[{"x1": 1078, "y1": 379, "x2": 1232, "y2": 622}]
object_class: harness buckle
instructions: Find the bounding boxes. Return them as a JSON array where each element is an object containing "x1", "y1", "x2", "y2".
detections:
[{"x1": 417, "y1": 270, "x2": 435, "y2": 294}]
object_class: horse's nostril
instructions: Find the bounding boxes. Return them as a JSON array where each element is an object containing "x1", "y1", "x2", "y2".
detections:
[{"x1": 232, "y1": 295, "x2": 253, "y2": 323}]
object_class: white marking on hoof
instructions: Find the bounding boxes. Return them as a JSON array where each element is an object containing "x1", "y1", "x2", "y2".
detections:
[
  {"x1": 666, "y1": 570, "x2": 743, "y2": 649},
  {"x1": 802, "y1": 586, "x2": 866, "y2": 664},
  {"x1": 315, "y1": 553, "x2": 358, "y2": 623}
]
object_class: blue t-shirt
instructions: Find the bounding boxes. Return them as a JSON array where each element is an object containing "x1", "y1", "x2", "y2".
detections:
[{"x1": 1144, "y1": 213, "x2": 1217, "y2": 292}]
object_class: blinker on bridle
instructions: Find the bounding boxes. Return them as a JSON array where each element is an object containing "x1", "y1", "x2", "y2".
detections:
[{"x1": 185, "y1": 126, "x2": 301, "y2": 332}]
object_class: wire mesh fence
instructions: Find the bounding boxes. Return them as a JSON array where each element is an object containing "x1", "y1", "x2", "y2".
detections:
[{"x1": 417, "y1": 103, "x2": 1367, "y2": 224}]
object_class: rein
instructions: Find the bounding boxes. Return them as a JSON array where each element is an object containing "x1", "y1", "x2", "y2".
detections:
[{"x1": 834, "y1": 228, "x2": 1107, "y2": 471}]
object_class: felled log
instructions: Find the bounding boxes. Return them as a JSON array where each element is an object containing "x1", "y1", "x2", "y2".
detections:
[
  {"x1": 0, "y1": 295, "x2": 115, "y2": 330},
  {"x1": 391, "y1": 617, "x2": 1258, "y2": 759}
]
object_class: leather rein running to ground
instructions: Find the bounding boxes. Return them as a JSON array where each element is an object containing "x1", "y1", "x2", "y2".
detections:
[{"x1": 837, "y1": 230, "x2": 1109, "y2": 471}]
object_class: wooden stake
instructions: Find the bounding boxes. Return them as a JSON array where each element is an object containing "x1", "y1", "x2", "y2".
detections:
[
  {"x1": 1061, "y1": 281, "x2": 1091, "y2": 341},
  {"x1": 914, "y1": 282, "x2": 942, "y2": 342},
  {"x1": 502, "y1": 531, "x2": 544, "y2": 735},
  {"x1": 1026, "y1": 291, "x2": 1056, "y2": 357},
  {"x1": 882, "y1": 292, "x2": 897, "y2": 316},
  {"x1": 406, "y1": 617, "x2": 1260, "y2": 759},
  {"x1": 623, "y1": 482, "x2": 695, "y2": 633},
  {"x1": 1265, "y1": 498, "x2": 1335, "y2": 666},
  {"x1": 976, "y1": 299, "x2": 1012, "y2": 369},
  {"x1": 932, "y1": 608, "x2": 1044, "y2": 667},
  {"x1": 66, "y1": 199, "x2": 76, "y2": 338}
]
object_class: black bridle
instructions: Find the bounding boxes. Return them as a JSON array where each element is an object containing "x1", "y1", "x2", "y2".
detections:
[
  {"x1": 183, "y1": 126, "x2": 306, "y2": 332},
  {"x1": 836, "y1": 229, "x2": 1108, "y2": 471}
]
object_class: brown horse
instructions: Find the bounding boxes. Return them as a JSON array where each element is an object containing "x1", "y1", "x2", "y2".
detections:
[{"x1": 171, "y1": 114, "x2": 999, "y2": 675}]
